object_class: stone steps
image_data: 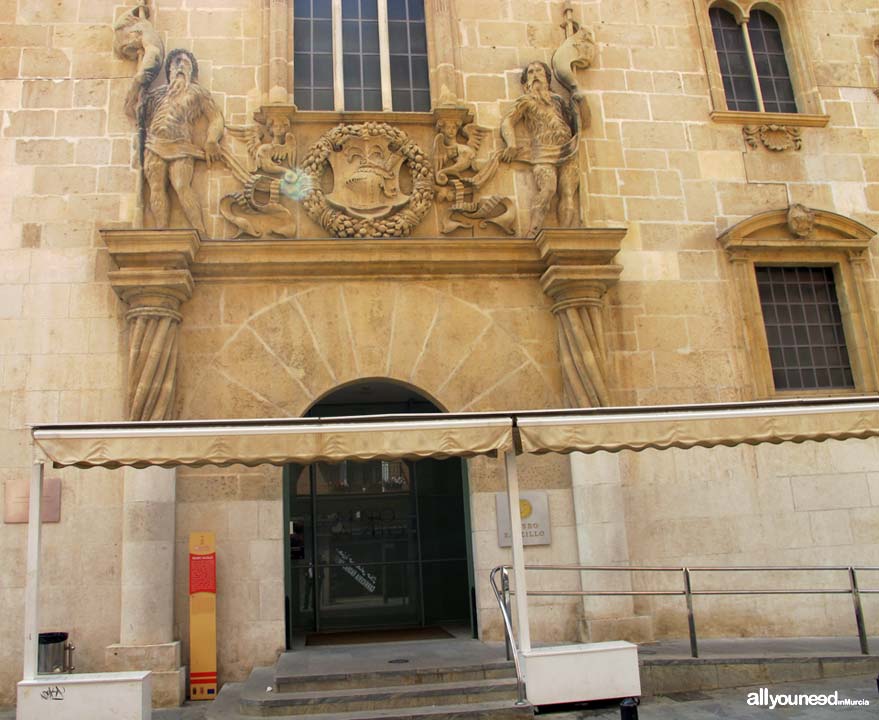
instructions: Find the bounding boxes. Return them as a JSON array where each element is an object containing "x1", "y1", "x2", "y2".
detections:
[
  {"x1": 205, "y1": 653, "x2": 531, "y2": 720},
  {"x1": 275, "y1": 659, "x2": 516, "y2": 693}
]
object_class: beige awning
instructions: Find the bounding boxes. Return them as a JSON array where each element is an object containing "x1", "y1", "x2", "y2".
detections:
[
  {"x1": 33, "y1": 415, "x2": 514, "y2": 468},
  {"x1": 517, "y1": 398, "x2": 879, "y2": 455}
]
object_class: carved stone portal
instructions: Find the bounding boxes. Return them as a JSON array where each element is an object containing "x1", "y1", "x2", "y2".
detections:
[{"x1": 301, "y1": 123, "x2": 433, "y2": 238}]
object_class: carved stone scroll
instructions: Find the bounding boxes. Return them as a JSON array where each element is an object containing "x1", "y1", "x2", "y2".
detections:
[
  {"x1": 537, "y1": 228, "x2": 625, "y2": 407},
  {"x1": 102, "y1": 229, "x2": 199, "y2": 421}
]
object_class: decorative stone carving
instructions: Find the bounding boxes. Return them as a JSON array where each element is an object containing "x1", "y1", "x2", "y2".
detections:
[
  {"x1": 537, "y1": 228, "x2": 625, "y2": 407},
  {"x1": 553, "y1": 3, "x2": 595, "y2": 128},
  {"x1": 113, "y1": 4, "x2": 164, "y2": 125},
  {"x1": 787, "y1": 203, "x2": 815, "y2": 239},
  {"x1": 743, "y1": 124, "x2": 802, "y2": 151},
  {"x1": 301, "y1": 123, "x2": 433, "y2": 238},
  {"x1": 136, "y1": 49, "x2": 225, "y2": 234},
  {"x1": 220, "y1": 109, "x2": 308, "y2": 238},
  {"x1": 500, "y1": 61, "x2": 583, "y2": 236},
  {"x1": 433, "y1": 106, "x2": 516, "y2": 235},
  {"x1": 102, "y1": 229, "x2": 199, "y2": 421}
]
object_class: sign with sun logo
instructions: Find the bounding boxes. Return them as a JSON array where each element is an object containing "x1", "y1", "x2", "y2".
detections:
[{"x1": 495, "y1": 491, "x2": 552, "y2": 547}]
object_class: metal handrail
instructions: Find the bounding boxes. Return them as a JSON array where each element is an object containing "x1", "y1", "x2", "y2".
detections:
[
  {"x1": 488, "y1": 566, "x2": 527, "y2": 705},
  {"x1": 491, "y1": 564, "x2": 877, "y2": 659}
]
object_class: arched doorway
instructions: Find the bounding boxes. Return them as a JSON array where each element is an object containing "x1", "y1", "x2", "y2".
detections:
[{"x1": 283, "y1": 380, "x2": 475, "y2": 646}]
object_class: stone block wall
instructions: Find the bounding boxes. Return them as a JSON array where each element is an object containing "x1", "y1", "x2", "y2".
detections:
[{"x1": 0, "y1": 0, "x2": 877, "y2": 706}]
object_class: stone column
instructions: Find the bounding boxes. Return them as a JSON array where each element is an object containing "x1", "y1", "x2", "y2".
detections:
[
  {"x1": 537, "y1": 228, "x2": 624, "y2": 407},
  {"x1": 268, "y1": 0, "x2": 289, "y2": 103},
  {"x1": 537, "y1": 228, "x2": 653, "y2": 643},
  {"x1": 102, "y1": 229, "x2": 200, "y2": 707},
  {"x1": 425, "y1": 0, "x2": 462, "y2": 103}
]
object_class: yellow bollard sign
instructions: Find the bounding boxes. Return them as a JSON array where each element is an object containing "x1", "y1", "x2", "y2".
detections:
[{"x1": 189, "y1": 532, "x2": 217, "y2": 700}]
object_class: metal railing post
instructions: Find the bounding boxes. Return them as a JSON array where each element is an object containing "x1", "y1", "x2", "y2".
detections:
[
  {"x1": 502, "y1": 566, "x2": 512, "y2": 662},
  {"x1": 848, "y1": 567, "x2": 869, "y2": 655},
  {"x1": 683, "y1": 568, "x2": 698, "y2": 658}
]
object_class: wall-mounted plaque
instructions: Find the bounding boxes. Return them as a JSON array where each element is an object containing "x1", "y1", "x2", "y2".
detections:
[
  {"x1": 3, "y1": 476, "x2": 61, "y2": 523},
  {"x1": 495, "y1": 490, "x2": 551, "y2": 547}
]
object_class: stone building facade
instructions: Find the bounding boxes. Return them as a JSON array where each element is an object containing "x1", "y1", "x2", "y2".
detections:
[{"x1": 1, "y1": 0, "x2": 879, "y2": 708}]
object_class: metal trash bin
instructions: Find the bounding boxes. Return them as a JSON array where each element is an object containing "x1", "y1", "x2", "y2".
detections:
[{"x1": 38, "y1": 632, "x2": 75, "y2": 674}]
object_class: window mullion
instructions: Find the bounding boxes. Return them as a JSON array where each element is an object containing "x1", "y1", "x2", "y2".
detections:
[
  {"x1": 740, "y1": 19, "x2": 765, "y2": 112},
  {"x1": 377, "y1": 0, "x2": 393, "y2": 111},
  {"x1": 332, "y1": 0, "x2": 344, "y2": 111}
]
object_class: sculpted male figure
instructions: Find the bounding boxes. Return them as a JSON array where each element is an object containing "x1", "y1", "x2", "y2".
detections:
[
  {"x1": 500, "y1": 61, "x2": 580, "y2": 235},
  {"x1": 141, "y1": 49, "x2": 224, "y2": 234}
]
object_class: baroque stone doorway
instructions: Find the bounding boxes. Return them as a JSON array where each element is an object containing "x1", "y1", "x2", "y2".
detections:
[{"x1": 283, "y1": 380, "x2": 476, "y2": 647}]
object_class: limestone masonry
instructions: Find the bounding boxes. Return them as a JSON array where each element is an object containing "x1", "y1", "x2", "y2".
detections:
[{"x1": 1, "y1": 0, "x2": 878, "y2": 709}]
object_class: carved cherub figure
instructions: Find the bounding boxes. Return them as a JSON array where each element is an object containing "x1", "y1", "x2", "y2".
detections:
[
  {"x1": 787, "y1": 203, "x2": 815, "y2": 239},
  {"x1": 220, "y1": 113, "x2": 303, "y2": 238},
  {"x1": 433, "y1": 118, "x2": 490, "y2": 185}
]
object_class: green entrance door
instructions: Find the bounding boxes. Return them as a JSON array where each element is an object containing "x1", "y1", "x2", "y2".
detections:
[{"x1": 283, "y1": 381, "x2": 475, "y2": 642}]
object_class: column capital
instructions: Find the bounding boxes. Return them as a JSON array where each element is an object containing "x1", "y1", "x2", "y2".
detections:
[
  {"x1": 536, "y1": 227, "x2": 626, "y2": 268},
  {"x1": 101, "y1": 229, "x2": 199, "y2": 311},
  {"x1": 101, "y1": 228, "x2": 200, "y2": 270},
  {"x1": 536, "y1": 227, "x2": 626, "y2": 310}
]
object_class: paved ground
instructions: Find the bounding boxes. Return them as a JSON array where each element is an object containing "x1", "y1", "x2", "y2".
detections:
[
  {"x1": 3, "y1": 638, "x2": 876, "y2": 718},
  {"x1": 1, "y1": 674, "x2": 874, "y2": 719}
]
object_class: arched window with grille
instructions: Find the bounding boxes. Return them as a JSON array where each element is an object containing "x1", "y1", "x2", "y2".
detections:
[
  {"x1": 709, "y1": 6, "x2": 797, "y2": 114},
  {"x1": 294, "y1": 0, "x2": 430, "y2": 112}
]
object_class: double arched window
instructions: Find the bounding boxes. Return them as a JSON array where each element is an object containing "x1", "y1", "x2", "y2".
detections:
[
  {"x1": 695, "y1": 1, "x2": 825, "y2": 120},
  {"x1": 293, "y1": 0, "x2": 429, "y2": 112}
]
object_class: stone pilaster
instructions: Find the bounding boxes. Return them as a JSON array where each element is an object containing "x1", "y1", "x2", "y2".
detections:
[
  {"x1": 536, "y1": 228, "x2": 625, "y2": 408},
  {"x1": 101, "y1": 229, "x2": 200, "y2": 707},
  {"x1": 103, "y1": 229, "x2": 199, "y2": 421},
  {"x1": 537, "y1": 227, "x2": 654, "y2": 644}
]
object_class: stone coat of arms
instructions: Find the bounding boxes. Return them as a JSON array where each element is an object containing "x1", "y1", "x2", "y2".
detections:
[{"x1": 301, "y1": 123, "x2": 433, "y2": 238}]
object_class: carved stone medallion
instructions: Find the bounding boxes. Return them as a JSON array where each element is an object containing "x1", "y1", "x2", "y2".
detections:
[
  {"x1": 301, "y1": 123, "x2": 433, "y2": 238},
  {"x1": 743, "y1": 124, "x2": 802, "y2": 152}
]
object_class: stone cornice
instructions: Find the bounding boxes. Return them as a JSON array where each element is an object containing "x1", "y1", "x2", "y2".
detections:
[
  {"x1": 263, "y1": 105, "x2": 435, "y2": 127},
  {"x1": 535, "y1": 227, "x2": 627, "y2": 267},
  {"x1": 190, "y1": 236, "x2": 544, "y2": 281},
  {"x1": 102, "y1": 229, "x2": 201, "y2": 270},
  {"x1": 710, "y1": 111, "x2": 830, "y2": 128}
]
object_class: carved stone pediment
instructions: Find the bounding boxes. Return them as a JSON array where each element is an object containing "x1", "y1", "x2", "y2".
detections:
[
  {"x1": 300, "y1": 123, "x2": 433, "y2": 238},
  {"x1": 719, "y1": 206, "x2": 876, "y2": 256}
]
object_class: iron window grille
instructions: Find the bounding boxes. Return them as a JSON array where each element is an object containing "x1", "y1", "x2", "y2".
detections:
[{"x1": 755, "y1": 266, "x2": 854, "y2": 391}]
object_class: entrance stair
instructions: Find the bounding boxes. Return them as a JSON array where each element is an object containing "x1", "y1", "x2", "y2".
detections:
[{"x1": 206, "y1": 639, "x2": 533, "y2": 720}]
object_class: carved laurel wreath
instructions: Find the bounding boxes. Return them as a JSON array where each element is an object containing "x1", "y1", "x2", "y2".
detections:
[{"x1": 300, "y1": 122, "x2": 434, "y2": 238}]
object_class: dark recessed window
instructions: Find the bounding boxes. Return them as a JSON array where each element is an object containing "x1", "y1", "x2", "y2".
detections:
[
  {"x1": 756, "y1": 266, "x2": 854, "y2": 391},
  {"x1": 709, "y1": 7, "x2": 797, "y2": 114},
  {"x1": 294, "y1": 0, "x2": 430, "y2": 112}
]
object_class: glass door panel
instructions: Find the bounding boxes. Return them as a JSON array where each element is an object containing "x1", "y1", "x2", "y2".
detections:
[{"x1": 313, "y1": 460, "x2": 420, "y2": 630}]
